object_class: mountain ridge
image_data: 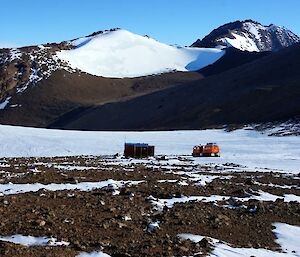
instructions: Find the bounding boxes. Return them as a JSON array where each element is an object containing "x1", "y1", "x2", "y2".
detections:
[
  {"x1": 191, "y1": 19, "x2": 300, "y2": 52},
  {"x1": 0, "y1": 20, "x2": 299, "y2": 130}
]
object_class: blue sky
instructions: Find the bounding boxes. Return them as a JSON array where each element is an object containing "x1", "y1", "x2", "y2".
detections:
[{"x1": 1, "y1": 0, "x2": 300, "y2": 47}]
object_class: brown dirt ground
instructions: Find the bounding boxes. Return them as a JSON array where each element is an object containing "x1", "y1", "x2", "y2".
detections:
[{"x1": 0, "y1": 156, "x2": 299, "y2": 257}]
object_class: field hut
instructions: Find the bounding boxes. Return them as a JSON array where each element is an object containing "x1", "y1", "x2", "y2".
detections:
[{"x1": 124, "y1": 143, "x2": 155, "y2": 158}]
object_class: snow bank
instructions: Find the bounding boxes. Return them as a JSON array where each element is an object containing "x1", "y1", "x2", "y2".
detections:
[
  {"x1": 0, "y1": 125, "x2": 299, "y2": 173},
  {"x1": 57, "y1": 29, "x2": 224, "y2": 78}
]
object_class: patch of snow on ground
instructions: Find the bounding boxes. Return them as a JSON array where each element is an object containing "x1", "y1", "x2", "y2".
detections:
[
  {"x1": 254, "y1": 119, "x2": 300, "y2": 136},
  {"x1": 0, "y1": 234, "x2": 69, "y2": 246},
  {"x1": 9, "y1": 48, "x2": 22, "y2": 61},
  {"x1": 57, "y1": 29, "x2": 224, "y2": 78},
  {"x1": 254, "y1": 181, "x2": 299, "y2": 189},
  {"x1": 209, "y1": 241, "x2": 296, "y2": 257},
  {"x1": 0, "y1": 97, "x2": 11, "y2": 110},
  {"x1": 149, "y1": 221, "x2": 160, "y2": 232},
  {"x1": 178, "y1": 233, "x2": 205, "y2": 242},
  {"x1": 273, "y1": 223, "x2": 300, "y2": 256},
  {"x1": 175, "y1": 172, "x2": 221, "y2": 186},
  {"x1": 151, "y1": 191, "x2": 300, "y2": 210},
  {"x1": 53, "y1": 165, "x2": 99, "y2": 171},
  {"x1": 178, "y1": 225, "x2": 300, "y2": 257},
  {"x1": 157, "y1": 179, "x2": 178, "y2": 183},
  {"x1": 76, "y1": 251, "x2": 111, "y2": 257},
  {"x1": 0, "y1": 179, "x2": 144, "y2": 195},
  {"x1": 151, "y1": 195, "x2": 229, "y2": 210}
]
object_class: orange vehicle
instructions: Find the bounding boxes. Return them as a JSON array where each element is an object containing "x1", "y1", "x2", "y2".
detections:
[{"x1": 192, "y1": 143, "x2": 220, "y2": 157}]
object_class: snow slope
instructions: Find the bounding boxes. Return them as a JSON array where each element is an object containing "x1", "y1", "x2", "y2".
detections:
[
  {"x1": 0, "y1": 125, "x2": 300, "y2": 173},
  {"x1": 224, "y1": 32, "x2": 259, "y2": 52},
  {"x1": 57, "y1": 29, "x2": 224, "y2": 78}
]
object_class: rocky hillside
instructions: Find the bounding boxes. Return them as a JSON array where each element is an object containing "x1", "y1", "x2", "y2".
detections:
[
  {"x1": 191, "y1": 20, "x2": 300, "y2": 52},
  {"x1": 0, "y1": 28, "x2": 224, "y2": 109},
  {"x1": 0, "y1": 29, "x2": 127, "y2": 106},
  {"x1": 49, "y1": 43, "x2": 300, "y2": 130}
]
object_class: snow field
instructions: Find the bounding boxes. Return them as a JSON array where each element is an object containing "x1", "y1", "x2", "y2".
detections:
[{"x1": 0, "y1": 125, "x2": 299, "y2": 173}]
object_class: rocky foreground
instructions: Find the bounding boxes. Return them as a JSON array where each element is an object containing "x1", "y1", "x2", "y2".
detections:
[{"x1": 0, "y1": 155, "x2": 299, "y2": 256}]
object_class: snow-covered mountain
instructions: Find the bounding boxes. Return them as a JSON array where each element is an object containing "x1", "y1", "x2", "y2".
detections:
[
  {"x1": 57, "y1": 29, "x2": 224, "y2": 78},
  {"x1": 191, "y1": 20, "x2": 300, "y2": 52},
  {"x1": 0, "y1": 28, "x2": 224, "y2": 105},
  {"x1": 1, "y1": 22, "x2": 297, "y2": 105}
]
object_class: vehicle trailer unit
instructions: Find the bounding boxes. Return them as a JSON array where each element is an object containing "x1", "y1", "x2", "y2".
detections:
[{"x1": 192, "y1": 143, "x2": 220, "y2": 157}]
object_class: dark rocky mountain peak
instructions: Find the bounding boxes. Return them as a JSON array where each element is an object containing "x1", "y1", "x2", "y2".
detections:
[{"x1": 191, "y1": 20, "x2": 300, "y2": 52}]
